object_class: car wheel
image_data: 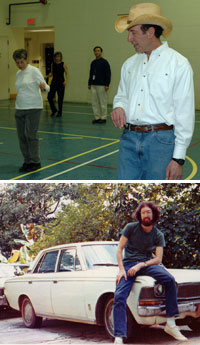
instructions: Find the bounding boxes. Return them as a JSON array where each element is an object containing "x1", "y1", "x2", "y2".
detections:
[
  {"x1": 104, "y1": 296, "x2": 114, "y2": 338},
  {"x1": 21, "y1": 297, "x2": 42, "y2": 328},
  {"x1": 188, "y1": 317, "x2": 200, "y2": 331},
  {"x1": 103, "y1": 296, "x2": 137, "y2": 339}
]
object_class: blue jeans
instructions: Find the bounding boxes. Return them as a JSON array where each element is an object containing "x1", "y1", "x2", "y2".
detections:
[
  {"x1": 113, "y1": 262, "x2": 179, "y2": 338},
  {"x1": 117, "y1": 128, "x2": 175, "y2": 180}
]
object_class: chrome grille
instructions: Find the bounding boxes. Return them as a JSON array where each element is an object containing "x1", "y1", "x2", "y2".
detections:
[{"x1": 177, "y1": 283, "x2": 200, "y2": 300}]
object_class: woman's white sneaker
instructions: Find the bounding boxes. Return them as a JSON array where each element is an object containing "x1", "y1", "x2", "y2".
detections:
[
  {"x1": 114, "y1": 337, "x2": 123, "y2": 344},
  {"x1": 164, "y1": 325, "x2": 188, "y2": 341}
]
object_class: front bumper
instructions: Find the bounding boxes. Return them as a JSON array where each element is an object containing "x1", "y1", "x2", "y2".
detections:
[{"x1": 138, "y1": 300, "x2": 200, "y2": 317}]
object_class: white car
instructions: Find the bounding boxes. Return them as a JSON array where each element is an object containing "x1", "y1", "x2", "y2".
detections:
[
  {"x1": 4, "y1": 241, "x2": 200, "y2": 339},
  {"x1": 0, "y1": 263, "x2": 25, "y2": 308}
]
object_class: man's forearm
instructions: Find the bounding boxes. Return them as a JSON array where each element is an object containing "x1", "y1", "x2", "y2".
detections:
[
  {"x1": 143, "y1": 256, "x2": 162, "y2": 267},
  {"x1": 116, "y1": 249, "x2": 125, "y2": 271}
]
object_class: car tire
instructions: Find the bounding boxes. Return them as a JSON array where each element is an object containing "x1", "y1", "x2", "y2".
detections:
[
  {"x1": 104, "y1": 296, "x2": 115, "y2": 338},
  {"x1": 21, "y1": 297, "x2": 42, "y2": 328},
  {"x1": 103, "y1": 296, "x2": 137, "y2": 340}
]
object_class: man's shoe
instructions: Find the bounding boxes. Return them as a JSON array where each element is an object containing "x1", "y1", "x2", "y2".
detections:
[
  {"x1": 27, "y1": 163, "x2": 41, "y2": 172},
  {"x1": 114, "y1": 337, "x2": 123, "y2": 344},
  {"x1": 164, "y1": 325, "x2": 188, "y2": 341},
  {"x1": 19, "y1": 163, "x2": 29, "y2": 172},
  {"x1": 92, "y1": 119, "x2": 101, "y2": 124},
  {"x1": 56, "y1": 113, "x2": 62, "y2": 117},
  {"x1": 98, "y1": 119, "x2": 106, "y2": 124},
  {"x1": 51, "y1": 111, "x2": 57, "y2": 117}
]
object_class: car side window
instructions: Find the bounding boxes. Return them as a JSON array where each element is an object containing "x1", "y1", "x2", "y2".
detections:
[
  {"x1": 34, "y1": 251, "x2": 58, "y2": 273},
  {"x1": 58, "y1": 249, "x2": 82, "y2": 272}
]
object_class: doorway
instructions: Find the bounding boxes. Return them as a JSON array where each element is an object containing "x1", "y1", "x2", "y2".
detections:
[
  {"x1": 24, "y1": 27, "x2": 54, "y2": 78},
  {"x1": 0, "y1": 37, "x2": 10, "y2": 100}
]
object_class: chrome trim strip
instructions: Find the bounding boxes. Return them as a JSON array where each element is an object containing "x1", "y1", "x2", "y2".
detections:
[
  {"x1": 36, "y1": 313, "x2": 96, "y2": 325},
  {"x1": 138, "y1": 300, "x2": 200, "y2": 317}
]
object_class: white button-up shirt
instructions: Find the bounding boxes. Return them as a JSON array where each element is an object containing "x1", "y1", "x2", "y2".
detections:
[{"x1": 113, "y1": 42, "x2": 195, "y2": 159}]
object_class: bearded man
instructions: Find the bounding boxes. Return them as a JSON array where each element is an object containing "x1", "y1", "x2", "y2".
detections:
[{"x1": 113, "y1": 201, "x2": 187, "y2": 344}]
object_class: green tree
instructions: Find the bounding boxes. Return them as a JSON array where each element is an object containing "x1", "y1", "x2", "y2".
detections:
[
  {"x1": 31, "y1": 183, "x2": 114, "y2": 253},
  {"x1": 32, "y1": 183, "x2": 200, "y2": 268},
  {"x1": 109, "y1": 183, "x2": 200, "y2": 268},
  {"x1": 0, "y1": 183, "x2": 77, "y2": 255}
]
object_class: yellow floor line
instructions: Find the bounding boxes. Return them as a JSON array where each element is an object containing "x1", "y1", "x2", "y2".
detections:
[
  {"x1": 1, "y1": 126, "x2": 197, "y2": 180},
  {"x1": 185, "y1": 155, "x2": 198, "y2": 180},
  {"x1": 0, "y1": 126, "x2": 119, "y2": 141},
  {"x1": 10, "y1": 140, "x2": 120, "y2": 180},
  {"x1": 44, "y1": 149, "x2": 119, "y2": 180}
]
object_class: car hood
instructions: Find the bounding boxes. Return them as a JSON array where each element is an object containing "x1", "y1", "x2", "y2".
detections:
[
  {"x1": 167, "y1": 268, "x2": 200, "y2": 283},
  {"x1": 83, "y1": 267, "x2": 200, "y2": 285},
  {"x1": 4, "y1": 267, "x2": 200, "y2": 285}
]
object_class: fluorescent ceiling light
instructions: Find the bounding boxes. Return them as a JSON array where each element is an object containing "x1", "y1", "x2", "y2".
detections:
[{"x1": 25, "y1": 29, "x2": 54, "y2": 32}]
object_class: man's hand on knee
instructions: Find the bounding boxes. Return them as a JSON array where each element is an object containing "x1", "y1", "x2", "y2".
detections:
[{"x1": 116, "y1": 269, "x2": 127, "y2": 285}]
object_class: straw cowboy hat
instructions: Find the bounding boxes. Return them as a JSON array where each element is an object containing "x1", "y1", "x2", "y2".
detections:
[{"x1": 115, "y1": 3, "x2": 172, "y2": 37}]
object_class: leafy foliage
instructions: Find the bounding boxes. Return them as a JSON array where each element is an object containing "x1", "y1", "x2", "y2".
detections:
[
  {"x1": 110, "y1": 183, "x2": 200, "y2": 268},
  {"x1": 0, "y1": 183, "x2": 77, "y2": 255},
  {"x1": 31, "y1": 183, "x2": 114, "y2": 253}
]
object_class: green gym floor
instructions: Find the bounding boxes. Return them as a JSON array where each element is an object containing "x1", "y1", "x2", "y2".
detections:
[{"x1": 0, "y1": 99, "x2": 199, "y2": 181}]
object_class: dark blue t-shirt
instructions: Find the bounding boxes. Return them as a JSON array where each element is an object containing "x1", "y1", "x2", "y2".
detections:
[{"x1": 122, "y1": 222, "x2": 165, "y2": 264}]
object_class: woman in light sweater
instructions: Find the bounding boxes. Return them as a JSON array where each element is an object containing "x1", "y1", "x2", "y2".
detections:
[{"x1": 13, "y1": 49, "x2": 50, "y2": 173}]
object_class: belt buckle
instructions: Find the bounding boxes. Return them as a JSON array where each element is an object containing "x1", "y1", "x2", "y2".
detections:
[
  {"x1": 135, "y1": 126, "x2": 141, "y2": 132},
  {"x1": 135, "y1": 125, "x2": 153, "y2": 132},
  {"x1": 144, "y1": 125, "x2": 153, "y2": 132},
  {"x1": 147, "y1": 126, "x2": 153, "y2": 132}
]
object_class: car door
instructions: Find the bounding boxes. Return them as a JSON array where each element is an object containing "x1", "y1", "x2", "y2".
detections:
[
  {"x1": 51, "y1": 247, "x2": 87, "y2": 320},
  {"x1": 28, "y1": 250, "x2": 59, "y2": 315}
]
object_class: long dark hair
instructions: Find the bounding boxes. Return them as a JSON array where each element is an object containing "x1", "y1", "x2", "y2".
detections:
[{"x1": 134, "y1": 202, "x2": 160, "y2": 224}]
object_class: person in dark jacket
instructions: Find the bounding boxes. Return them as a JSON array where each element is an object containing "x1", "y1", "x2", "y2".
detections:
[
  {"x1": 48, "y1": 52, "x2": 68, "y2": 117},
  {"x1": 88, "y1": 46, "x2": 111, "y2": 124}
]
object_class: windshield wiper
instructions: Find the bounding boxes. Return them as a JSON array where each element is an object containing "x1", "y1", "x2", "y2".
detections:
[{"x1": 93, "y1": 263, "x2": 118, "y2": 266}]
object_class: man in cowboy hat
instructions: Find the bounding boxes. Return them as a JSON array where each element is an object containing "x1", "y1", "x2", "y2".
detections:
[
  {"x1": 110, "y1": 3, "x2": 194, "y2": 180},
  {"x1": 113, "y1": 201, "x2": 188, "y2": 344}
]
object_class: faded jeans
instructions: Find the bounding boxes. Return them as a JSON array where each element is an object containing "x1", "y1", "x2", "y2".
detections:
[
  {"x1": 117, "y1": 128, "x2": 175, "y2": 180},
  {"x1": 113, "y1": 262, "x2": 179, "y2": 338}
]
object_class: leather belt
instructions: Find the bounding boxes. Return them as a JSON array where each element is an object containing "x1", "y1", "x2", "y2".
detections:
[{"x1": 125, "y1": 123, "x2": 174, "y2": 132}]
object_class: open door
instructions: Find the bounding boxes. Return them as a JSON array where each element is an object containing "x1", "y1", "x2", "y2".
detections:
[{"x1": 0, "y1": 37, "x2": 10, "y2": 100}]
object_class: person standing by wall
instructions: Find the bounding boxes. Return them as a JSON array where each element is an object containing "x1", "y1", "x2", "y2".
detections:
[
  {"x1": 88, "y1": 46, "x2": 111, "y2": 124},
  {"x1": 110, "y1": 3, "x2": 194, "y2": 180},
  {"x1": 48, "y1": 52, "x2": 68, "y2": 117},
  {"x1": 13, "y1": 49, "x2": 50, "y2": 173}
]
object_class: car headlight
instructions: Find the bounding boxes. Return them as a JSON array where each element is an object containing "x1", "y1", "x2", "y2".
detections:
[{"x1": 154, "y1": 283, "x2": 165, "y2": 297}]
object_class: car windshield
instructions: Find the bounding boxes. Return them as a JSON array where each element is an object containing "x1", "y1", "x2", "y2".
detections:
[{"x1": 81, "y1": 243, "x2": 118, "y2": 269}]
